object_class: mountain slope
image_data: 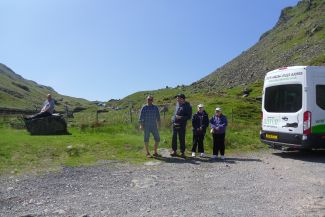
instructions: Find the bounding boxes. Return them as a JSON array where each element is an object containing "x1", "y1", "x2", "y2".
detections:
[
  {"x1": 192, "y1": 0, "x2": 325, "y2": 91},
  {"x1": 0, "y1": 63, "x2": 93, "y2": 112}
]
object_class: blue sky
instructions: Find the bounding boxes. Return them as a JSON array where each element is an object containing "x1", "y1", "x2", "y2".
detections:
[{"x1": 1, "y1": 0, "x2": 299, "y2": 101}]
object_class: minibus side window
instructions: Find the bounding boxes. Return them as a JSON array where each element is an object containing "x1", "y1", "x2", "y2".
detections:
[
  {"x1": 264, "y1": 84, "x2": 302, "y2": 113},
  {"x1": 316, "y1": 85, "x2": 325, "y2": 110}
]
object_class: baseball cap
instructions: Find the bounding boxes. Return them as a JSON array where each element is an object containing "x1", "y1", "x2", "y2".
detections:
[
  {"x1": 197, "y1": 104, "x2": 204, "y2": 108},
  {"x1": 215, "y1": 107, "x2": 222, "y2": 112},
  {"x1": 176, "y1": 94, "x2": 186, "y2": 99}
]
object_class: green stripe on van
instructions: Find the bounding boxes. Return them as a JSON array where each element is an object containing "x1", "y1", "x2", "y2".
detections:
[{"x1": 312, "y1": 124, "x2": 325, "y2": 134}]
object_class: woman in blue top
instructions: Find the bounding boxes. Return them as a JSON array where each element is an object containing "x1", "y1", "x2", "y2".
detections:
[{"x1": 210, "y1": 107, "x2": 228, "y2": 160}]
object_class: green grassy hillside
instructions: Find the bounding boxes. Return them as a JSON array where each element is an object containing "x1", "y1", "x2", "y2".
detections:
[{"x1": 0, "y1": 63, "x2": 94, "y2": 112}]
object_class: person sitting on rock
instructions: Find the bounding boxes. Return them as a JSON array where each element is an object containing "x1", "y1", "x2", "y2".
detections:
[{"x1": 25, "y1": 94, "x2": 55, "y2": 120}]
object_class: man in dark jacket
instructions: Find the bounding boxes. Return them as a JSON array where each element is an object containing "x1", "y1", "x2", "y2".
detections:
[
  {"x1": 191, "y1": 104, "x2": 209, "y2": 157},
  {"x1": 171, "y1": 94, "x2": 192, "y2": 158}
]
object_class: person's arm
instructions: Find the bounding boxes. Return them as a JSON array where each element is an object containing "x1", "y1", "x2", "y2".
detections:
[
  {"x1": 192, "y1": 115, "x2": 195, "y2": 128},
  {"x1": 156, "y1": 106, "x2": 161, "y2": 128},
  {"x1": 209, "y1": 117, "x2": 217, "y2": 133},
  {"x1": 187, "y1": 104, "x2": 192, "y2": 121},
  {"x1": 192, "y1": 114, "x2": 198, "y2": 130},
  {"x1": 218, "y1": 116, "x2": 228, "y2": 130},
  {"x1": 172, "y1": 103, "x2": 179, "y2": 123},
  {"x1": 202, "y1": 114, "x2": 209, "y2": 130},
  {"x1": 210, "y1": 117, "x2": 217, "y2": 129},
  {"x1": 41, "y1": 101, "x2": 49, "y2": 112},
  {"x1": 139, "y1": 106, "x2": 145, "y2": 129}
]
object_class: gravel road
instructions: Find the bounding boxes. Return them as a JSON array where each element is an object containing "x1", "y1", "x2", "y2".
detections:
[{"x1": 1, "y1": 149, "x2": 324, "y2": 217}]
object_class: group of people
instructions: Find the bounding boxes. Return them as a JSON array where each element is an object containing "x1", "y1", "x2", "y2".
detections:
[
  {"x1": 28, "y1": 93, "x2": 227, "y2": 160},
  {"x1": 139, "y1": 93, "x2": 228, "y2": 160}
]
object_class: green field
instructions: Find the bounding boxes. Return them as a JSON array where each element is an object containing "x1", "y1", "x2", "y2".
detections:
[{"x1": 0, "y1": 81, "x2": 265, "y2": 175}]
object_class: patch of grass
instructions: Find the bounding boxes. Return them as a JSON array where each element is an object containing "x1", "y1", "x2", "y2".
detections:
[{"x1": 0, "y1": 116, "x2": 265, "y2": 175}]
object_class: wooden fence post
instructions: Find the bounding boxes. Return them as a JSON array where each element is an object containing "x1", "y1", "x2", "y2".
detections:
[
  {"x1": 129, "y1": 103, "x2": 133, "y2": 123},
  {"x1": 231, "y1": 108, "x2": 234, "y2": 123}
]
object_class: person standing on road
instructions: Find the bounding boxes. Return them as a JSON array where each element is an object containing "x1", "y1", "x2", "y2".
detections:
[
  {"x1": 210, "y1": 107, "x2": 228, "y2": 160},
  {"x1": 171, "y1": 94, "x2": 192, "y2": 158},
  {"x1": 191, "y1": 104, "x2": 209, "y2": 157},
  {"x1": 139, "y1": 95, "x2": 161, "y2": 158}
]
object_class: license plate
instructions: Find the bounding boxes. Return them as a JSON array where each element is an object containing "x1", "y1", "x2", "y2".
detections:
[{"x1": 266, "y1": 134, "x2": 278, "y2": 140}]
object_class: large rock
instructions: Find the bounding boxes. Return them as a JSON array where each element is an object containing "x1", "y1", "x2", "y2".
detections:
[{"x1": 25, "y1": 114, "x2": 69, "y2": 135}]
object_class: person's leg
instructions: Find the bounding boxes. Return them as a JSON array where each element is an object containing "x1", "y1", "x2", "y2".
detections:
[
  {"x1": 191, "y1": 134, "x2": 198, "y2": 153},
  {"x1": 179, "y1": 127, "x2": 186, "y2": 154},
  {"x1": 215, "y1": 134, "x2": 223, "y2": 157},
  {"x1": 220, "y1": 133, "x2": 226, "y2": 157},
  {"x1": 172, "y1": 127, "x2": 178, "y2": 153},
  {"x1": 212, "y1": 134, "x2": 218, "y2": 157},
  {"x1": 152, "y1": 127, "x2": 160, "y2": 155},
  {"x1": 30, "y1": 111, "x2": 51, "y2": 119},
  {"x1": 144, "y1": 128, "x2": 151, "y2": 156},
  {"x1": 198, "y1": 134, "x2": 204, "y2": 153}
]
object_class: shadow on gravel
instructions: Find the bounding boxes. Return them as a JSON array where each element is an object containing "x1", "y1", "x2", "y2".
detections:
[
  {"x1": 272, "y1": 150, "x2": 325, "y2": 164},
  {"x1": 153, "y1": 156, "x2": 262, "y2": 165}
]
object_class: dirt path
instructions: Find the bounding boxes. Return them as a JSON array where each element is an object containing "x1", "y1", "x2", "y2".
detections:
[{"x1": 1, "y1": 150, "x2": 324, "y2": 217}]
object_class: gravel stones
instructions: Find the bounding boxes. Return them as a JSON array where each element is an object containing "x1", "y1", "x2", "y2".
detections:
[{"x1": 0, "y1": 150, "x2": 324, "y2": 217}]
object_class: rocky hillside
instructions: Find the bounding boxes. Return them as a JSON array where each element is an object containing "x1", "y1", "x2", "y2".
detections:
[
  {"x1": 193, "y1": 0, "x2": 325, "y2": 91},
  {"x1": 0, "y1": 63, "x2": 93, "y2": 112}
]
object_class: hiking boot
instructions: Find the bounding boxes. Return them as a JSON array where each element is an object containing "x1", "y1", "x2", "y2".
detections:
[
  {"x1": 170, "y1": 151, "x2": 177, "y2": 157},
  {"x1": 180, "y1": 153, "x2": 186, "y2": 158},
  {"x1": 191, "y1": 152, "x2": 196, "y2": 157},
  {"x1": 200, "y1": 153, "x2": 206, "y2": 157},
  {"x1": 221, "y1": 155, "x2": 225, "y2": 160}
]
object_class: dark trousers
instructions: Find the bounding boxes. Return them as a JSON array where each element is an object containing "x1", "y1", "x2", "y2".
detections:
[
  {"x1": 192, "y1": 133, "x2": 205, "y2": 153},
  {"x1": 29, "y1": 111, "x2": 52, "y2": 120},
  {"x1": 212, "y1": 133, "x2": 225, "y2": 156},
  {"x1": 172, "y1": 126, "x2": 186, "y2": 153}
]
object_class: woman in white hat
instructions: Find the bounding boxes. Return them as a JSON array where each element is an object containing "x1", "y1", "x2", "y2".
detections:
[
  {"x1": 210, "y1": 107, "x2": 228, "y2": 160},
  {"x1": 191, "y1": 104, "x2": 209, "y2": 157}
]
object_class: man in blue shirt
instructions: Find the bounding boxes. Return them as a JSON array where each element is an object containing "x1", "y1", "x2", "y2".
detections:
[{"x1": 139, "y1": 96, "x2": 161, "y2": 158}]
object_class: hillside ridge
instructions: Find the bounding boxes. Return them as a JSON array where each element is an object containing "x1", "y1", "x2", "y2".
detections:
[
  {"x1": 192, "y1": 0, "x2": 325, "y2": 91},
  {"x1": 0, "y1": 63, "x2": 93, "y2": 111}
]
